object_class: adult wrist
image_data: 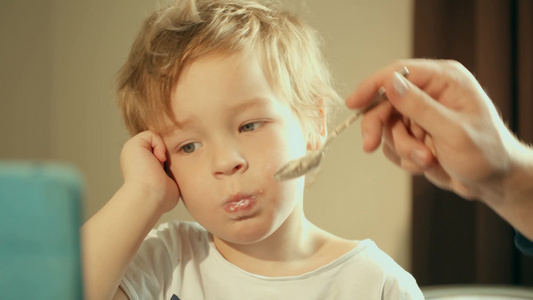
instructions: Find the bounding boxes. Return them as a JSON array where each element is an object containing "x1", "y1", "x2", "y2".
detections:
[{"x1": 478, "y1": 139, "x2": 533, "y2": 240}]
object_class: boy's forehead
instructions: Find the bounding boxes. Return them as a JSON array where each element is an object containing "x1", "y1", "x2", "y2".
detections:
[
  {"x1": 157, "y1": 50, "x2": 301, "y2": 135},
  {"x1": 170, "y1": 52, "x2": 284, "y2": 109},
  {"x1": 176, "y1": 51, "x2": 258, "y2": 83}
]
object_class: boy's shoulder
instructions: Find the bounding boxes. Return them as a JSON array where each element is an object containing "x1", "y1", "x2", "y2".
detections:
[
  {"x1": 150, "y1": 220, "x2": 206, "y2": 237},
  {"x1": 150, "y1": 220, "x2": 208, "y2": 241},
  {"x1": 141, "y1": 220, "x2": 211, "y2": 258},
  {"x1": 333, "y1": 240, "x2": 423, "y2": 299},
  {"x1": 123, "y1": 231, "x2": 423, "y2": 299},
  {"x1": 341, "y1": 239, "x2": 411, "y2": 278},
  {"x1": 120, "y1": 221, "x2": 211, "y2": 299}
]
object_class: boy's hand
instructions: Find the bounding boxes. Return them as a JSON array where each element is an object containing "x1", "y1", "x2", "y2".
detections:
[
  {"x1": 120, "y1": 131, "x2": 180, "y2": 213},
  {"x1": 83, "y1": 131, "x2": 180, "y2": 300}
]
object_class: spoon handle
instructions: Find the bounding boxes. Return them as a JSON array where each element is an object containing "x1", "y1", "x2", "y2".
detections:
[
  {"x1": 323, "y1": 67, "x2": 409, "y2": 149},
  {"x1": 323, "y1": 88, "x2": 385, "y2": 148}
]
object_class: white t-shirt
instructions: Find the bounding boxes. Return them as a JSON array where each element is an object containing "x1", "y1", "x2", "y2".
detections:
[{"x1": 120, "y1": 221, "x2": 423, "y2": 300}]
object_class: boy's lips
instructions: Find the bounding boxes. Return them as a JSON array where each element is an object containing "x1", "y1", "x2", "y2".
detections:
[{"x1": 222, "y1": 192, "x2": 258, "y2": 214}]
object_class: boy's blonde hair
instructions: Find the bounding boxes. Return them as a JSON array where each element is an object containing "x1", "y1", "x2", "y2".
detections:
[{"x1": 117, "y1": 0, "x2": 341, "y2": 146}]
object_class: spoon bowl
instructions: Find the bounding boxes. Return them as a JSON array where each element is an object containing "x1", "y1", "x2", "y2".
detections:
[{"x1": 273, "y1": 67, "x2": 409, "y2": 181}]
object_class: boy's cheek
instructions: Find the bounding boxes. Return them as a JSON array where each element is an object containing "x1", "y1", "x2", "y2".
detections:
[
  {"x1": 253, "y1": 147, "x2": 298, "y2": 185},
  {"x1": 167, "y1": 162, "x2": 195, "y2": 189}
]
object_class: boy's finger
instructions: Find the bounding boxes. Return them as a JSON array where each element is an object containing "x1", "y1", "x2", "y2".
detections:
[
  {"x1": 154, "y1": 140, "x2": 168, "y2": 164},
  {"x1": 142, "y1": 131, "x2": 168, "y2": 164}
]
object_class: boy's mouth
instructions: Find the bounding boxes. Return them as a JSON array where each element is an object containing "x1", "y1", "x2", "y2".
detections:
[{"x1": 223, "y1": 193, "x2": 257, "y2": 213}]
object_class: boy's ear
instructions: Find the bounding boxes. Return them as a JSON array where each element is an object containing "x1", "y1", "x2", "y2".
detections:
[{"x1": 307, "y1": 100, "x2": 327, "y2": 151}]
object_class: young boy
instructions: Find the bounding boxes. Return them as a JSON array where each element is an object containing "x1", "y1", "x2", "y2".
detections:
[{"x1": 82, "y1": 0, "x2": 423, "y2": 299}]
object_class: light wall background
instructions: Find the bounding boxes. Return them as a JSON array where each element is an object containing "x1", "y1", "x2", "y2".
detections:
[{"x1": 0, "y1": 1, "x2": 413, "y2": 270}]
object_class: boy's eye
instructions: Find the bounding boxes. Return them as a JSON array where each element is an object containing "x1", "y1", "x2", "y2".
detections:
[
  {"x1": 180, "y1": 142, "x2": 201, "y2": 154},
  {"x1": 240, "y1": 122, "x2": 262, "y2": 132}
]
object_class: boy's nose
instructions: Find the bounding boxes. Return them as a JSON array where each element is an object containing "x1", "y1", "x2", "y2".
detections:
[{"x1": 212, "y1": 146, "x2": 248, "y2": 177}]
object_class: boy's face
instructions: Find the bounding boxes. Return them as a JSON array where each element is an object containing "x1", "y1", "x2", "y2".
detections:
[{"x1": 163, "y1": 51, "x2": 309, "y2": 245}]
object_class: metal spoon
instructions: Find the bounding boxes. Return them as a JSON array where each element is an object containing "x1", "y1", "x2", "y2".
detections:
[{"x1": 273, "y1": 67, "x2": 409, "y2": 181}]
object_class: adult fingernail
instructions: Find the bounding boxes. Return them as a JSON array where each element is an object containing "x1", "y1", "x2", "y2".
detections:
[{"x1": 392, "y1": 72, "x2": 409, "y2": 97}]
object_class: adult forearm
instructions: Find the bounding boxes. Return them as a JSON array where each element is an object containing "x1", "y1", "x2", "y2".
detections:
[
  {"x1": 481, "y1": 140, "x2": 533, "y2": 241},
  {"x1": 81, "y1": 184, "x2": 165, "y2": 300}
]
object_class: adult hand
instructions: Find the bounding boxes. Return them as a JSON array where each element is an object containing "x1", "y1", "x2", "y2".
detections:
[{"x1": 345, "y1": 59, "x2": 518, "y2": 201}]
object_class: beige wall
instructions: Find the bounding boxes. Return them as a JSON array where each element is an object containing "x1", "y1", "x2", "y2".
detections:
[
  {"x1": 301, "y1": 0, "x2": 414, "y2": 270},
  {"x1": 0, "y1": 0, "x2": 413, "y2": 270}
]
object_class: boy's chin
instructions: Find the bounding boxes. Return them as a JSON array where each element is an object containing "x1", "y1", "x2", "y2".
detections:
[{"x1": 212, "y1": 220, "x2": 278, "y2": 246}]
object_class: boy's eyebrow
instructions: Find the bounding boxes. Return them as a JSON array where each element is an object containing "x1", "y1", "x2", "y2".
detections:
[
  {"x1": 229, "y1": 96, "x2": 273, "y2": 111},
  {"x1": 172, "y1": 116, "x2": 192, "y2": 129},
  {"x1": 168, "y1": 97, "x2": 274, "y2": 132},
  {"x1": 232, "y1": 97, "x2": 269, "y2": 109}
]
